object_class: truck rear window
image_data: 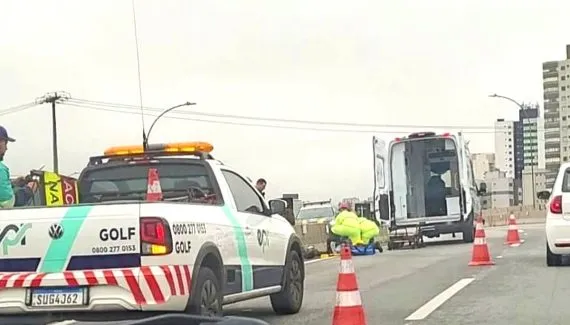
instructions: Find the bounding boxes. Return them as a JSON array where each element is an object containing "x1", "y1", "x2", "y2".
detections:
[{"x1": 79, "y1": 163, "x2": 217, "y2": 204}]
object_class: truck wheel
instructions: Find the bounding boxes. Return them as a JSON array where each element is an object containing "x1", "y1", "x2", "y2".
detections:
[
  {"x1": 187, "y1": 267, "x2": 223, "y2": 316},
  {"x1": 270, "y1": 250, "x2": 304, "y2": 315},
  {"x1": 462, "y1": 225, "x2": 475, "y2": 243}
]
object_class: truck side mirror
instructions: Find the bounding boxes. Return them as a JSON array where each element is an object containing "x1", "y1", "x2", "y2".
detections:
[{"x1": 269, "y1": 199, "x2": 294, "y2": 225}]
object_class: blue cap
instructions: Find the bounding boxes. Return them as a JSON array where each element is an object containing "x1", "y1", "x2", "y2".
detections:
[{"x1": 0, "y1": 126, "x2": 15, "y2": 142}]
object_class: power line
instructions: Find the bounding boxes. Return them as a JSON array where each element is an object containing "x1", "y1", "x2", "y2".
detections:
[
  {"x1": 61, "y1": 102, "x2": 506, "y2": 134},
  {"x1": 68, "y1": 97, "x2": 501, "y2": 131},
  {"x1": 0, "y1": 102, "x2": 38, "y2": 116}
]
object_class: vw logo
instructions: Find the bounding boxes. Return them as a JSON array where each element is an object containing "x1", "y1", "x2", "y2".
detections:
[{"x1": 48, "y1": 224, "x2": 64, "y2": 240}]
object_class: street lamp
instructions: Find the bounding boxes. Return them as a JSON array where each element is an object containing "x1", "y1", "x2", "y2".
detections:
[
  {"x1": 142, "y1": 102, "x2": 196, "y2": 150},
  {"x1": 489, "y1": 93, "x2": 536, "y2": 209}
]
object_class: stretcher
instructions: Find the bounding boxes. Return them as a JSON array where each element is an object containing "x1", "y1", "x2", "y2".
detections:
[
  {"x1": 332, "y1": 238, "x2": 383, "y2": 256},
  {"x1": 387, "y1": 225, "x2": 425, "y2": 250}
]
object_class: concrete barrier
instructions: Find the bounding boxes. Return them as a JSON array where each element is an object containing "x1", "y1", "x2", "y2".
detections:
[
  {"x1": 483, "y1": 207, "x2": 546, "y2": 227},
  {"x1": 294, "y1": 223, "x2": 330, "y2": 253}
]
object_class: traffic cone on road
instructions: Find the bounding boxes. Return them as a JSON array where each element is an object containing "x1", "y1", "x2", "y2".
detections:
[
  {"x1": 146, "y1": 168, "x2": 163, "y2": 201},
  {"x1": 468, "y1": 217, "x2": 495, "y2": 266},
  {"x1": 332, "y1": 245, "x2": 366, "y2": 325},
  {"x1": 504, "y1": 214, "x2": 521, "y2": 246}
]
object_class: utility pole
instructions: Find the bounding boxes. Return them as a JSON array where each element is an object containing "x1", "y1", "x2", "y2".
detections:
[{"x1": 36, "y1": 91, "x2": 70, "y2": 173}]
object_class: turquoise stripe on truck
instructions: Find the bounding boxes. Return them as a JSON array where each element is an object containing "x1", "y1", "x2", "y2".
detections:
[
  {"x1": 221, "y1": 205, "x2": 254, "y2": 292},
  {"x1": 39, "y1": 205, "x2": 94, "y2": 273}
]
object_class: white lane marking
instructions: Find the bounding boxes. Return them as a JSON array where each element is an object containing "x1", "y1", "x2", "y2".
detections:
[
  {"x1": 305, "y1": 256, "x2": 336, "y2": 264},
  {"x1": 47, "y1": 321, "x2": 77, "y2": 325},
  {"x1": 405, "y1": 278, "x2": 475, "y2": 321}
]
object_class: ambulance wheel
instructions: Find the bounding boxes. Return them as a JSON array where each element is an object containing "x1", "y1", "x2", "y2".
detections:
[
  {"x1": 187, "y1": 266, "x2": 223, "y2": 316},
  {"x1": 271, "y1": 250, "x2": 304, "y2": 315},
  {"x1": 462, "y1": 225, "x2": 475, "y2": 243}
]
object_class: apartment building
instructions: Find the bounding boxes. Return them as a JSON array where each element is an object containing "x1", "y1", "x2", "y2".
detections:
[
  {"x1": 541, "y1": 45, "x2": 570, "y2": 188},
  {"x1": 494, "y1": 119, "x2": 516, "y2": 179}
]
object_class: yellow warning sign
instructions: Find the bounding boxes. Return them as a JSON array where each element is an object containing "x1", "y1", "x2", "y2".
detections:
[{"x1": 43, "y1": 171, "x2": 63, "y2": 206}]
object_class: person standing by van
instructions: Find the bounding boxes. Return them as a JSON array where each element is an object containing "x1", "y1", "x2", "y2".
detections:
[
  {"x1": 0, "y1": 126, "x2": 16, "y2": 208},
  {"x1": 255, "y1": 178, "x2": 267, "y2": 197}
]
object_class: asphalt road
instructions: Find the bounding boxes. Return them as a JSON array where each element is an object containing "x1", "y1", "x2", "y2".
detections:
[{"x1": 225, "y1": 223, "x2": 569, "y2": 325}]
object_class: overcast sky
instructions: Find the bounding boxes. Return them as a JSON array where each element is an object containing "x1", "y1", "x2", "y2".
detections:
[{"x1": 0, "y1": 0, "x2": 566, "y2": 201}]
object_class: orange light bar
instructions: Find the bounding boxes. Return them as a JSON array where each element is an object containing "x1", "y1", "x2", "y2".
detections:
[{"x1": 104, "y1": 142, "x2": 214, "y2": 157}]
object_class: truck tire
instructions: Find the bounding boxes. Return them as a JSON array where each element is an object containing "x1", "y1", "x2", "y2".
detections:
[
  {"x1": 187, "y1": 267, "x2": 223, "y2": 316},
  {"x1": 462, "y1": 225, "x2": 475, "y2": 243},
  {"x1": 270, "y1": 250, "x2": 304, "y2": 315}
]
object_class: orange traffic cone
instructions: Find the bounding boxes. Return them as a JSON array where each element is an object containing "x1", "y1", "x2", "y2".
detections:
[
  {"x1": 146, "y1": 168, "x2": 163, "y2": 201},
  {"x1": 332, "y1": 245, "x2": 366, "y2": 325},
  {"x1": 504, "y1": 214, "x2": 521, "y2": 246},
  {"x1": 468, "y1": 217, "x2": 495, "y2": 266}
]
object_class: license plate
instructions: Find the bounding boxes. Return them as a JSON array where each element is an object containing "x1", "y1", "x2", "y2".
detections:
[{"x1": 30, "y1": 287, "x2": 85, "y2": 307}]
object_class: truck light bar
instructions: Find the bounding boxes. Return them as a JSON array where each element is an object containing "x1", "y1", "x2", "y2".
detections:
[
  {"x1": 104, "y1": 142, "x2": 214, "y2": 157},
  {"x1": 302, "y1": 200, "x2": 332, "y2": 207}
]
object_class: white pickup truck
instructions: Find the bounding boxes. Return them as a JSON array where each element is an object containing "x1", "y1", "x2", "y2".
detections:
[{"x1": 0, "y1": 141, "x2": 304, "y2": 321}]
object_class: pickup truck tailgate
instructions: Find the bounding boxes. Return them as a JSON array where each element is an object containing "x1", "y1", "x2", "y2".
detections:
[{"x1": 0, "y1": 204, "x2": 140, "y2": 273}]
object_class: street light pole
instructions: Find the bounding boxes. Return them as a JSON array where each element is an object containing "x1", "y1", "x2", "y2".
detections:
[
  {"x1": 489, "y1": 93, "x2": 536, "y2": 209},
  {"x1": 142, "y1": 102, "x2": 197, "y2": 150}
]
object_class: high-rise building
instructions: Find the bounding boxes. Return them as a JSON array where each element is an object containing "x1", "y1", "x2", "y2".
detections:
[
  {"x1": 494, "y1": 104, "x2": 545, "y2": 205},
  {"x1": 494, "y1": 119, "x2": 516, "y2": 179},
  {"x1": 520, "y1": 106, "x2": 543, "y2": 169},
  {"x1": 541, "y1": 45, "x2": 570, "y2": 188}
]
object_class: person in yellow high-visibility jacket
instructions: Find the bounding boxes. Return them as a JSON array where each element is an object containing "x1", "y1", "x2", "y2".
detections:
[
  {"x1": 330, "y1": 202, "x2": 363, "y2": 245},
  {"x1": 358, "y1": 216, "x2": 380, "y2": 245}
]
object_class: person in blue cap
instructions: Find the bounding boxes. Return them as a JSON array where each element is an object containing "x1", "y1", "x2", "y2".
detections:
[{"x1": 0, "y1": 126, "x2": 16, "y2": 208}]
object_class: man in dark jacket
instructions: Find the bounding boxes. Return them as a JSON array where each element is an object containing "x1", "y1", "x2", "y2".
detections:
[
  {"x1": 13, "y1": 176, "x2": 35, "y2": 207},
  {"x1": 255, "y1": 178, "x2": 266, "y2": 197}
]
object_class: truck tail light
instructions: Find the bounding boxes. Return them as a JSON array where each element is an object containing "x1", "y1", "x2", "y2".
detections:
[
  {"x1": 140, "y1": 217, "x2": 172, "y2": 256},
  {"x1": 550, "y1": 195, "x2": 563, "y2": 215}
]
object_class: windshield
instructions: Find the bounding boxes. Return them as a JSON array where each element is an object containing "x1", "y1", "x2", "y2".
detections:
[
  {"x1": 297, "y1": 206, "x2": 335, "y2": 220},
  {"x1": 78, "y1": 162, "x2": 217, "y2": 204}
]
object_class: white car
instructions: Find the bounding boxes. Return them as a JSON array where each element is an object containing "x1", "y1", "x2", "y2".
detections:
[
  {"x1": 0, "y1": 142, "x2": 304, "y2": 321},
  {"x1": 543, "y1": 162, "x2": 570, "y2": 266}
]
